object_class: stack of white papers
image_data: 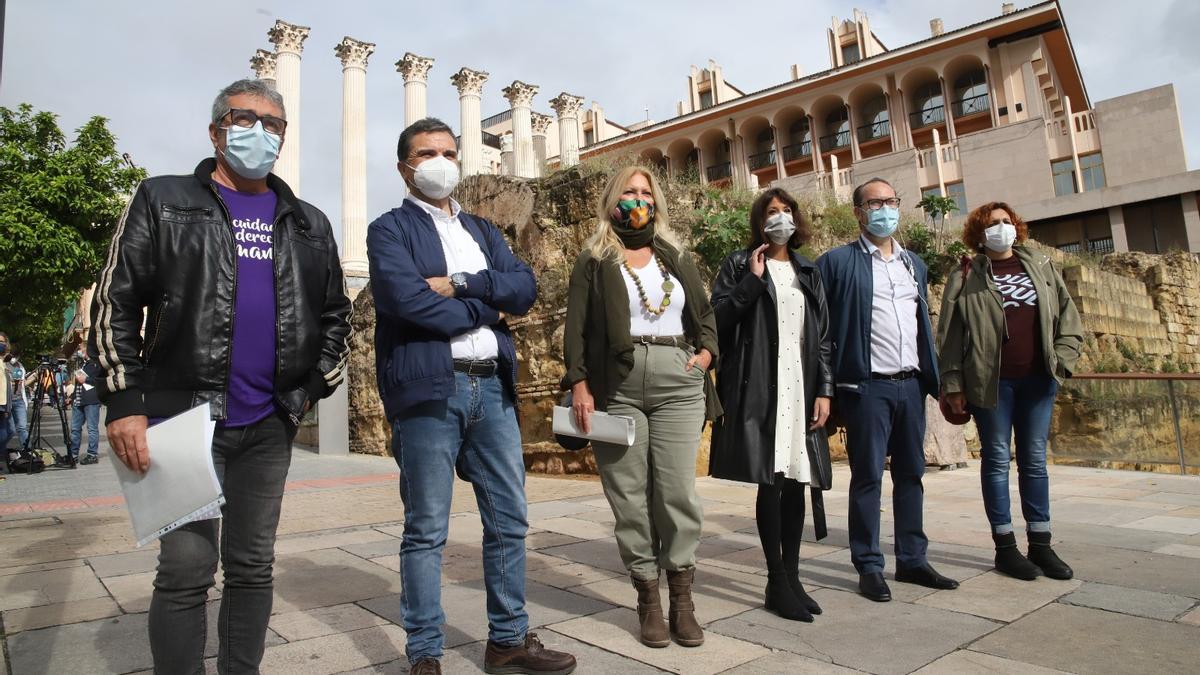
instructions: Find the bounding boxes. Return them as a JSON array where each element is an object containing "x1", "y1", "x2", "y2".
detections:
[
  {"x1": 552, "y1": 406, "x2": 637, "y2": 446},
  {"x1": 109, "y1": 404, "x2": 224, "y2": 547}
]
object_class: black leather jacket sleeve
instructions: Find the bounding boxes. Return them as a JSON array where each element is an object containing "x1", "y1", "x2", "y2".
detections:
[
  {"x1": 88, "y1": 183, "x2": 155, "y2": 421},
  {"x1": 305, "y1": 213, "x2": 353, "y2": 401},
  {"x1": 809, "y1": 265, "x2": 836, "y2": 399}
]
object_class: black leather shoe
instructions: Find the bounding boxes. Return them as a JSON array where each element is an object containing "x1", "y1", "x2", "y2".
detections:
[
  {"x1": 895, "y1": 563, "x2": 959, "y2": 590},
  {"x1": 858, "y1": 572, "x2": 892, "y2": 602}
]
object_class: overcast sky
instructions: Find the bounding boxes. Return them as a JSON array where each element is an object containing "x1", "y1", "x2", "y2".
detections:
[{"x1": 2, "y1": 0, "x2": 1195, "y2": 246}]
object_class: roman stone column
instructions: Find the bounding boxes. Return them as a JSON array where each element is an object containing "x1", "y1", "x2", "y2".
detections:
[
  {"x1": 531, "y1": 113, "x2": 552, "y2": 166},
  {"x1": 250, "y1": 49, "x2": 277, "y2": 89},
  {"x1": 451, "y1": 68, "x2": 489, "y2": 177},
  {"x1": 335, "y1": 37, "x2": 375, "y2": 278},
  {"x1": 502, "y1": 80, "x2": 539, "y2": 179},
  {"x1": 267, "y1": 20, "x2": 310, "y2": 194},
  {"x1": 395, "y1": 52, "x2": 435, "y2": 125},
  {"x1": 549, "y1": 92, "x2": 584, "y2": 168}
]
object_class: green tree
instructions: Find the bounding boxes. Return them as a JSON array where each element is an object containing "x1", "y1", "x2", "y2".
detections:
[
  {"x1": 917, "y1": 192, "x2": 959, "y2": 249},
  {"x1": 0, "y1": 104, "x2": 145, "y2": 355}
]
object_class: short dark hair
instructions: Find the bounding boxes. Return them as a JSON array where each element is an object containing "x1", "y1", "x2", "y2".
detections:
[
  {"x1": 748, "y1": 187, "x2": 812, "y2": 250},
  {"x1": 852, "y1": 177, "x2": 895, "y2": 206},
  {"x1": 396, "y1": 117, "x2": 456, "y2": 162}
]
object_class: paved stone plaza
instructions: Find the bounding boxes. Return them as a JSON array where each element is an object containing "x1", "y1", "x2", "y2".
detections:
[{"x1": 2, "y1": 427, "x2": 1198, "y2": 674}]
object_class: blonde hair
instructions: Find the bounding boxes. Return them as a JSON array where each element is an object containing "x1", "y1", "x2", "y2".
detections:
[{"x1": 585, "y1": 165, "x2": 679, "y2": 260}]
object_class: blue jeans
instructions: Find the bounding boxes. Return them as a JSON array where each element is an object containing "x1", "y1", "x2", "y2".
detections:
[
  {"x1": 7, "y1": 396, "x2": 28, "y2": 448},
  {"x1": 391, "y1": 372, "x2": 529, "y2": 663},
  {"x1": 841, "y1": 378, "x2": 929, "y2": 574},
  {"x1": 149, "y1": 412, "x2": 295, "y2": 675},
  {"x1": 69, "y1": 402, "x2": 101, "y2": 459},
  {"x1": 969, "y1": 374, "x2": 1058, "y2": 535}
]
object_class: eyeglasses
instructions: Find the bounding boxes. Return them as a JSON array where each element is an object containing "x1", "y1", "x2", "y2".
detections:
[
  {"x1": 858, "y1": 197, "x2": 901, "y2": 210},
  {"x1": 219, "y1": 108, "x2": 287, "y2": 136}
]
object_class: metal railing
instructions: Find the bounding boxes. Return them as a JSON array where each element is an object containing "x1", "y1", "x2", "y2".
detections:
[
  {"x1": 818, "y1": 130, "x2": 850, "y2": 152},
  {"x1": 856, "y1": 120, "x2": 891, "y2": 143},
  {"x1": 747, "y1": 149, "x2": 776, "y2": 171},
  {"x1": 1050, "y1": 373, "x2": 1200, "y2": 475},
  {"x1": 481, "y1": 130, "x2": 503, "y2": 150},
  {"x1": 910, "y1": 104, "x2": 946, "y2": 129},
  {"x1": 952, "y1": 93, "x2": 990, "y2": 118},
  {"x1": 781, "y1": 140, "x2": 812, "y2": 161},
  {"x1": 706, "y1": 162, "x2": 732, "y2": 181}
]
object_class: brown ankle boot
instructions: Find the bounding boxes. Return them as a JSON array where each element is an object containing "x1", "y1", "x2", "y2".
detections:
[
  {"x1": 666, "y1": 568, "x2": 704, "y2": 647},
  {"x1": 632, "y1": 575, "x2": 670, "y2": 648}
]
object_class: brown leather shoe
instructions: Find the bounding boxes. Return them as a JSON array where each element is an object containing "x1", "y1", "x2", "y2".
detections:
[
  {"x1": 632, "y1": 574, "x2": 670, "y2": 647},
  {"x1": 410, "y1": 657, "x2": 441, "y2": 675},
  {"x1": 666, "y1": 568, "x2": 704, "y2": 647},
  {"x1": 483, "y1": 632, "x2": 577, "y2": 674}
]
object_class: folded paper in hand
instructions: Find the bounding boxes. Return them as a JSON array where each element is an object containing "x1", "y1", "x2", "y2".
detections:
[
  {"x1": 109, "y1": 404, "x2": 224, "y2": 547},
  {"x1": 552, "y1": 406, "x2": 636, "y2": 446}
]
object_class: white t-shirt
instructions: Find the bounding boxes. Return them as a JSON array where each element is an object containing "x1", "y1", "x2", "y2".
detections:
[{"x1": 619, "y1": 255, "x2": 686, "y2": 336}]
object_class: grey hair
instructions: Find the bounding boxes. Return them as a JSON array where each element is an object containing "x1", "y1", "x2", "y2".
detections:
[{"x1": 211, "y1": 79, "x2": 286, "y2": 124}]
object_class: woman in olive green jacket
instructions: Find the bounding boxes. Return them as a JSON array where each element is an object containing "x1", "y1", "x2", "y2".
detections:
[{"x1": 937, "y1": 201, "x2": 1084, "y2": 582}]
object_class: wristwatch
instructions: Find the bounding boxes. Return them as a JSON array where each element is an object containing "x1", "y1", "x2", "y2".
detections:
[{"x1": 450, "y1": 272, "x2": 468, "y2": 297}]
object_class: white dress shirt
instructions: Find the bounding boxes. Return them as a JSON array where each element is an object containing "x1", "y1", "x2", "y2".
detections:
[
  {"x1": 407, "y1": 196, "x2": 499, "y2": 360},
  {"x1": 861, "y1": 235, "x2": 920, "y2": 375}
]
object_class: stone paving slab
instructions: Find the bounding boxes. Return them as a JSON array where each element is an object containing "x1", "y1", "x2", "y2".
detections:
[
  {"x1": 719, "y1": 650, "x2": 866, "y2": 674},
  {"x1": 706, "y1": 588, "x2": 1000, "y2": 675},
  {"x1": 1119, "y1": 514, "x2": 1200, "y2": 535},
  {"x1": 539, "y1": 536, "x2": 629, "y2": 574},
  {"x1": 85, "y1": 548, "x2": 160, "y2": 578},
  {"x1": 548, "y1": 607, "x2": 769, "y2": 674},
  {"x1": 1059, "y1": 581, "x2": 1197, "y2": 621},
  {"x1": 1, "y1": 595, "x2": 121, "y2": 633},
  {"x1": 268, "y1": 602, "x2": 391, "y2": 643},
  {"x1": 0, "y1": 565, "x2": 110, "y2": 612},
  {"x1": 915, "y1": 572, "x2": 1080, "y2": 622},
  {"x1": 274, "y1": 527, "x2": 398, "y2": 556},
  {"x1": 272, "y1": 548, "x2": 402, "y2": 613},
  {"x1": 450, "y1": 630, "x2": 671, "y2": 674},
  {"x1": 971, "y1": 602, "x2": 1200, "y2": 673},
  {"x1": 257, "y1": 624, "x2": 409, "y2": 674},
  {"x1": 911, "y1": 650, "x2": 1072, "y2": 674},
  {"x1": 1052, "y1": 540, "x2": 1200, "y2": 597},
  {"x1": 101, "y1": 570, "x2": 221, "y2": 614}
]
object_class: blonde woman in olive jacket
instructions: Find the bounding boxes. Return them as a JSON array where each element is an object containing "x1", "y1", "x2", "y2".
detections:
[{"x1": 937, "y1": 201, "x2": 1084, "y2": 582}]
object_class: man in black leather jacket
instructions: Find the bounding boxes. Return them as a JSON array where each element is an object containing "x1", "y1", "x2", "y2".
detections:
[{"x1": 86, "y1": 78, "x2": 351, "y2": 674}]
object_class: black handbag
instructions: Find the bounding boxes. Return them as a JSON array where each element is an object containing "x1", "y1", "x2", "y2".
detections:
[
  {"x1": 806, "y1": 431, "x2": 833, "y2": 540},
  {"x1": 554, "y1": 392, "x2": 590, "y2": 451}
]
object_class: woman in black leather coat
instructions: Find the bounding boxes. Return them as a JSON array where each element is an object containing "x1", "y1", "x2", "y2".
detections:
[{"x1": 709, "y1": 187, "x2": 834, "y2": 622}]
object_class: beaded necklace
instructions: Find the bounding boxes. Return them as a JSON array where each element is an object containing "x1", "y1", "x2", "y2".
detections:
[{"x1": 622, "y1": 255, "x2": 675, "y2": 316}]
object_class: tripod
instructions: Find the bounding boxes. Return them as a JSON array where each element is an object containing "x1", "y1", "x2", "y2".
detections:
[{"x1": 22, "y1": 360, "x2": 71, "y2": 469}]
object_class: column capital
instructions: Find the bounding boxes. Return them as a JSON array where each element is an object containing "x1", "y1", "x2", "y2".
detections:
[
  {"x1": 267, "y1": 20, "x2": 311, "y2": 55},
  {"x1": 250, "y1": 49, "x2": 277, "y2": 80},
  {"x1": 335, "y1": 37, "x2": 376, "y2": 70},
  {"x1": 502, "y1": 80, "x2": 539, "y2": 108},
  {"x1": 531, "y1": 113, "x2": 553, "y2": 136},
  {"x1": 549, "y1": 92, "x2": 585, "y2": 118},
  {"x1": 395, "y1": 52, "x2": 435, "y2": 83},
  {"x1": 451, "y1": 67, "x2": 489, "y2": 97}
]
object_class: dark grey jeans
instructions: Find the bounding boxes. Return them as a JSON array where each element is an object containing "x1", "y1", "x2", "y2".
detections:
[{"x1": 148, "y1": 412, "x2": 294, "y2": 675}]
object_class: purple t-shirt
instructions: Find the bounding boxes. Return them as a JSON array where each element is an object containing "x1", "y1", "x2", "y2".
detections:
[{"x1": 218, "y1": 184, "x2": 278, "y2": 427}]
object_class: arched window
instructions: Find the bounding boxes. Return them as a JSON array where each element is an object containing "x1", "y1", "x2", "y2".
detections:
[
  {"x1": 858, "y1": 96, "x2": 890, "y2": 141},
  {"x1": 784, "y1": 117, "x2": 811, "y2": 160},
  {"x1": 822, "y1": 107, "x2": 850, "y2": 151},
  {"x1": 953, "y1": 70, "x2": 989, "y2": 117},
  {"x1": 912, "y1": 82, "x2": 945, "y2": 128}
]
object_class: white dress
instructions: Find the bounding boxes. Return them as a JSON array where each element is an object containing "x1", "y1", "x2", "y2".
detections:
[{"x1": 766, "y1": 258, "x2": 810, "y2": 483}]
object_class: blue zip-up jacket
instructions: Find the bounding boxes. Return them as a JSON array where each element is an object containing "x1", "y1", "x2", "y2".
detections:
[
  {"x1": 366, "y1": 199, "x2": 537, "y2": 420},
  {"x1": 815, "y1": 239, "x2": 940, "y2": 399}
]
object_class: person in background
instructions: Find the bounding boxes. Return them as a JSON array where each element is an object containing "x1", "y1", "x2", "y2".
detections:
[
  {"x1": 937, "y1": 201, "x2": 1083, "y2": 581},
  {"x1": 709, "y1": 187, "x2": 833, "y2": 623},
  {"x1": 3, "y1": 349, "x2": 29, "y2": 450},
  {"x1": 67, "y1": 362, "x2": 102, "y2": 466},
  {"x1": 563, "y1": 166, "x2": 720, "y2": 648}
]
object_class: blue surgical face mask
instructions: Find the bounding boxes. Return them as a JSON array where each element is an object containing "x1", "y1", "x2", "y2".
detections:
[
  {"x1": 222, "y1": 121, "x2": 282, "y2": 180},
  {"x1": 865, "y1": 206, "x2": 900, "y2": 238}
]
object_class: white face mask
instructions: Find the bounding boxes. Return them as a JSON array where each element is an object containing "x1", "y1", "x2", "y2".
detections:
[
  {"x1": 764, "y1": 212, "x2": 795, "y2": 246},
  {"x1": 406, "y1": 155, "x2": 460, "y2": 200},
  {"x1": 983, "y1": 221, "x2": 1017, "y2": 252}
]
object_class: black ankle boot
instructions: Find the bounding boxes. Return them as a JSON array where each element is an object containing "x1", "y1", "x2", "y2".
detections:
[
  {"x1": 785, "y1": 571, "x2": 822, "y2": 615},
  {"x1": 1027, "y1": 531, "x2": 1073, "y2": 580},
  {"x1": 992, "y1": 532, "x2": 1041, "y2": 580},
  {"x1": 765, "y1": 571, "x2": 812, "y2": 622}
]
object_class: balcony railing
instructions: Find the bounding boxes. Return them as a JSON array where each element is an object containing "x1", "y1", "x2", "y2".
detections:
[
  {"x1": 910, "y1": 104, "x2": 946, "y2": 129},
  {"x1": 818, "y1": 130, "x2": 850, "y2": 152},
  {"x1": 953, "y1": 93, "x2": 990, "y2": 118},
  {"x1": 481, "y1": 130, "x2": 503, "y2": 150},
  {"x1": 856, "y1": 121, "x2": 891, "y2": 143},
  {"x1": 781, "y1": 140, "x2": 812, "y2": 162},
  {"x1": 706, "y1": 162, "x2": 732, "y2": 181},
  {"x1": 747, "y1": 150, "x2": 776, "y2": 171}
]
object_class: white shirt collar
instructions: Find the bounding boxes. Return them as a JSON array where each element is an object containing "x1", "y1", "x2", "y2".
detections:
[
  {"x1": 406, "y1": 195, "x2": 461, "y2": 220},
  {"x1": 860, "y1": 234, "x2": 905, "y2": 260}
]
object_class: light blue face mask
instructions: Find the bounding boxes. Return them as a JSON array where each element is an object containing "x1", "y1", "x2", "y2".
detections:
[
  {"x1": 864, "y1": 205, "x2": 900, "y2": 238},
  {"x1": 222, "y1": 121, "x2": 282, "y2": 180}
]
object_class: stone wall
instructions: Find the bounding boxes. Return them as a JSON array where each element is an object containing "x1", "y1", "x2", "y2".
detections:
[{"x1": 1100, "y1": 252, "x2": 1200, "y2": 371}]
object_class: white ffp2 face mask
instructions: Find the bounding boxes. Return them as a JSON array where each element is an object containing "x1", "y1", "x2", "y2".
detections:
[
  {"x1": 983, "y1": 222, "x2": 1017, "y2": 252},
  {"x1": 764, "y1": 212, "x2": 795, "y2": 245},
  {"x1": 406, "y1": 155, "x2": 460, "y2": 200}
]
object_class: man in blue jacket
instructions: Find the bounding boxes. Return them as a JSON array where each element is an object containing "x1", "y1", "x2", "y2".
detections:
[
  {"x1": 367, "y1": 118, "x2": 576, "y2": 675},
  {"x1": 816, "y1": 177, "x2": 959, "y2": 603}
]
